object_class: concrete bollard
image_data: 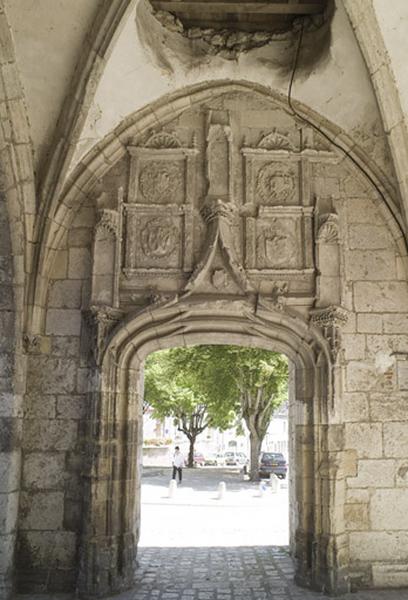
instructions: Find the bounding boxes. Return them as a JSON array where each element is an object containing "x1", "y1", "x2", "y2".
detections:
[
  {"x1": 217, "y1": 481, "x2": 226, "y2": 500},
  {"x1": 258, "y1": 481, "x2": 267, "y2": 497},
  {"x1": 168, "y1": 479, "x2": 177, "y2": 498},
  {"x1": 270, "y1": 474, "x2": 279, "y2": 493}
]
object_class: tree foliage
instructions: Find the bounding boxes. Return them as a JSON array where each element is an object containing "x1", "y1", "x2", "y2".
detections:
[{"x1": 144, "y1": 345, "x2": 288, "y2": 476}]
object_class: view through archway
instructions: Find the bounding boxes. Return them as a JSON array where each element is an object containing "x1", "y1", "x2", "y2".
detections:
[{"x1": 138, "y1": 344, "x2": 293, "y2": 598}]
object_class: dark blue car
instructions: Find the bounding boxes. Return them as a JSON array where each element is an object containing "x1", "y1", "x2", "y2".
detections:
[{"x1": 259, "y1": 452, "x2": 287, "y2": 479}]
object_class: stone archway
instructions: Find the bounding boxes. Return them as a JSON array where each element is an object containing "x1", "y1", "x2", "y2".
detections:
[{"x1": 77, "y1": 297, "x2": 348, "y2": 598}]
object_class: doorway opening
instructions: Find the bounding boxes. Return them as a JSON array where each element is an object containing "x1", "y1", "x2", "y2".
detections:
[{"x1": 138, "y1": 344, "x2": 294, "y2": 596}]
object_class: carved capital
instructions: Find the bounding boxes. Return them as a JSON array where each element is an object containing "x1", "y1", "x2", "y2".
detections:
[
  {"x1": 310, "y1": 305, "x2": 349, "y2": 362},
  {"x1": 84, "y1": 305, "x2": 124, "y2": 365},
  {"x1": 23, "y1": 334, "x2": 40, "y2": 354},
  {"x1": 95, "y1": 209, "x2": 119, "y2": 235}
]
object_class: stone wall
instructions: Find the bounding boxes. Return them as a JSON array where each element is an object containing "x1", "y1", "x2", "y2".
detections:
[
  {"x1": 16, "y1": 199, "x2": 95, "y2": 592},
  {"x1": 14, "y1": 89, "x2": 408, "y2": 594},
  {"x1": 0, "y1": 192, "x2": 23, "y2": 597}
]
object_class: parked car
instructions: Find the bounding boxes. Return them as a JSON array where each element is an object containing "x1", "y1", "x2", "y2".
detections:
[
  {"x1": 259, "y1": 452, "x2": 287, "y2": 479},
  {"x1": 193, "y1": 452, "x2": 205, "y2": 467},
  {"x1": 203, "y1": 453, "x2": 218, "y2": 466},
  {"x1": 224, "y1": 451, "x2": 248, "y2": 467}
]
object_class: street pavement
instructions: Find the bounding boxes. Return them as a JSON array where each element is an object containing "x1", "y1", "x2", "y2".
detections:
[{"x1": 18, "y1": 467, "x2": 408, "y2": 600}]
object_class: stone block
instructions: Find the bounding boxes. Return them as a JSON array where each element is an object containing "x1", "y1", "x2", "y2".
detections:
[
  {"x1": 29, "y1": 357, "x2": 77, "y2": 394},
  {"x1": 0, "y1": 491, "x2": 19, "y2": 534},
  {"x1": 51, "y1": 250, "x2": 68, "y2": 279},
  {"x1": 17, "y1": 530, "x2": 77, "y2": 569},
  {"x1": 370, "y1": 489, "x2": 408, "y2": 530},
  {"x1": 384, "y1": 422, "x2": 408, "y2": 458},
  {"x1": 346, "y1": 488, "x2": 370, "y2": 504},
  {"x1": 72, "y1": 206, "x2": 95, "y2": 228},
  {"x1": 0, "y1": 451, "x2": 21, "y2": 492},
  {"x1": 346, "y1": 361, "x2": 377, "y2": 392},
  {"x1": 0, "y1": 532, "x2": 15, "y2": 573},
  {"x1": 372, "y1": 564, "x2": 408, "y2": 588},
  {"x1": 45, "y1": 309, "x2": 82, "y2": 336},
  {"x1": 20, "y1": 491, "x2": 64, "y2": 530},
  {"x1": 24, "y1": 392, "x2": 56, "y2": 419},
  {"x1": 348, "y1": 224, "x2": 392, "y2": 249},
  {"x1": 51, "y1": 336, "x2": 81, "y2": 357},
  {"x1": 354, "y1": 282, "x2": 408, "y2": 312},
  {"x1": 345, "y1": 250, "x2": 396, "y2": 280},
  {"x1": 344, "y1": 503, "x2": 369, "y2": 531},
  {"x1": 24, "y1": 419, "x2": 77, "y2": 452},
  {"x1": 0, "y1": 417, "x2": 22, "y2": 452},
  {"x1": 48, "y1": 280, "x2": 83, "y2": 309},
  {"x1": 342, "y1": 392, "x2": 369, "y2": 422},
  {"x1": 370, "y1": 393, "x2": 408, "y2": 421},
  {"x1": 342, "y1": 334, "x2": 366, "y2": 360},
  {"x1": 383, "y1": 313, "x2": 408, "y2": 333},
  {"x1": 357, "y1": 313, "x2": 383, "y2": 333},
  {"x1": 68, "y1": 247, "x2": 91, "y2": 279},
  {"x1": 348, "y1": 459, "x2": 395, "y2": 488},
  {"x1": 68, "y1": 227, "x2": 92, "y2": 247},
  {"x1": 22, "y1": 452, "x2": 66, "y2": 490},
  {"x1": 344, "y1": 423, "x2": 382, "y2": 458},
  {"x1": 56, "y1": 395, "x2": 87, "y2": 420},
  {"x1": 0, "y1": 391, "x2": 23, "y2": 418},
  {"x1": 346, "y1": 197, "x2": 381, "y2": 224},
  {"x1": 349, "y1": 531, "x2": 408, "y2": 562}
]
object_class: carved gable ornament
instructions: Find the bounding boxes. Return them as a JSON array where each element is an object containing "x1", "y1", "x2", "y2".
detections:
[{"x1": 184, "y1": 198, "x2": 254, "y2": 297}]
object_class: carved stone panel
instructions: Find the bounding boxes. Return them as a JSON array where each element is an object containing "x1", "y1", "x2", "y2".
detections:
[
  {"x1": 256, "y1": 216, "x2": 301, "y2": 269},
  {"x1": 255, "y1": 161, "x2": 299, "y2": 206},
  {"x1": 124, "y1": 208, "x2": 183, "y2": 271},
  {"x1": 138, "y1": 159, "x2": 185, "y2": 205}
]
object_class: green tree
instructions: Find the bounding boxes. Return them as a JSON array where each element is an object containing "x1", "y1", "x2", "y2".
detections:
[
  {"x1": 144, "y1": 347, "x2": 237, "y2": 467},
  {"x1": 179, "y1": 346, "x2": 288, "y2": 481},
  {"x1": 144, "y1": 345, "x2": 288, "y2": 479}
]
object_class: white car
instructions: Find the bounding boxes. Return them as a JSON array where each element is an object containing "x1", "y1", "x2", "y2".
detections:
[{"x1": 224, "y1": 451, "x2": 248, "y2": 466}]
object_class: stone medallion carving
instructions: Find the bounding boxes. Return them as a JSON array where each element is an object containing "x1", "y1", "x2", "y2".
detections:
[
  {"x1": 256, "y1": 162, "x2": 297, "y2": 205},
  {"x1": 140, "y1": 217, "x2": 178, "y2": 259},
  {"x1": 139, "y1": 160, "x2": 183, "y2": 204}
]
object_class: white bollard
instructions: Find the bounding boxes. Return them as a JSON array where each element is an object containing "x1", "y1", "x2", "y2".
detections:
[
  {"x1": 168, "y1": 479, "x2": 177, "y2": 498},
  {"x1": 258, "y1": 481, "x2": 267, "y2": 497},
  {"x1": 270, "y1": 474, "x2": 279, "y2": 494},
  {"x1": 217, "y1": 481, "x2": 226, "y2": 500}
]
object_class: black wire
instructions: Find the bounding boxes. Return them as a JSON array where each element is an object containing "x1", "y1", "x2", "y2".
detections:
[{"x1": 287, "y1": 19, "x2": 407, "y2": 245}]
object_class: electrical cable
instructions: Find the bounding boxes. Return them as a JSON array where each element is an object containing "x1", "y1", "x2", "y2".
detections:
[{"x1": 287, "y1": 19, "x2": 407, "y2": 245}]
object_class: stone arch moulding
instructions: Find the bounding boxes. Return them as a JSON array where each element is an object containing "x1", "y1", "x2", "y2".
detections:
[
  {"x1": 29, "y1": 79, "x2": 408, "y2": 334},
  {"x1": 78, "y1": 297, "x2": 349, "y2": 599}
]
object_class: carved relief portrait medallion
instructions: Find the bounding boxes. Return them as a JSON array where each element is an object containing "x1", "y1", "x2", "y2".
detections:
[
  {"x1": 256, "y1": 162, "x2": 297, "y2": 205},
  {"x1": 140, "y1": 217, "x2": 178, "y2": 259},
  {"x1": 139, "y1": 160, "x2": 183, "y2": 204}
]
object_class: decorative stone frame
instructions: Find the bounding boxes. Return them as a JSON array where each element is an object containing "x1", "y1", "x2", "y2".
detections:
[{"x1": 77, "y1": 297, "x2": 350, "y2": 598}]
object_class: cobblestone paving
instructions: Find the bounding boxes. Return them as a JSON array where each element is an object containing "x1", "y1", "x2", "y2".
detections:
[{"x1": 127, "y1": 545, "x2": 406, "y2": 600}]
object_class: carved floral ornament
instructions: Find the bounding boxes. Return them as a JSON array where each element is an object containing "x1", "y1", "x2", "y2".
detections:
[{"x1": 257, "y1": 130, "x2": 295, "y2": 152}]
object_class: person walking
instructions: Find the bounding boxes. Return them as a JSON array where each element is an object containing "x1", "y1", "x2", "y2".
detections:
[{"x1": 172, "y1": 446, "x2": 184, "y2": 483}]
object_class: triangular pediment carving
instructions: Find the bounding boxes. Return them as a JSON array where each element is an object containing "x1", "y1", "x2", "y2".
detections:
[{"x1": 184, "y1": 198, "x2": 254, "y2": 297}]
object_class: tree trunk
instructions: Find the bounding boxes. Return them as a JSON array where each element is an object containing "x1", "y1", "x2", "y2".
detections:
[
  {"x1": 187, "y1": 436, "x2": 196, "y2": 468},
  {"x1": 249, "y1": 430, "x2": 262, "y2": 481}
]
